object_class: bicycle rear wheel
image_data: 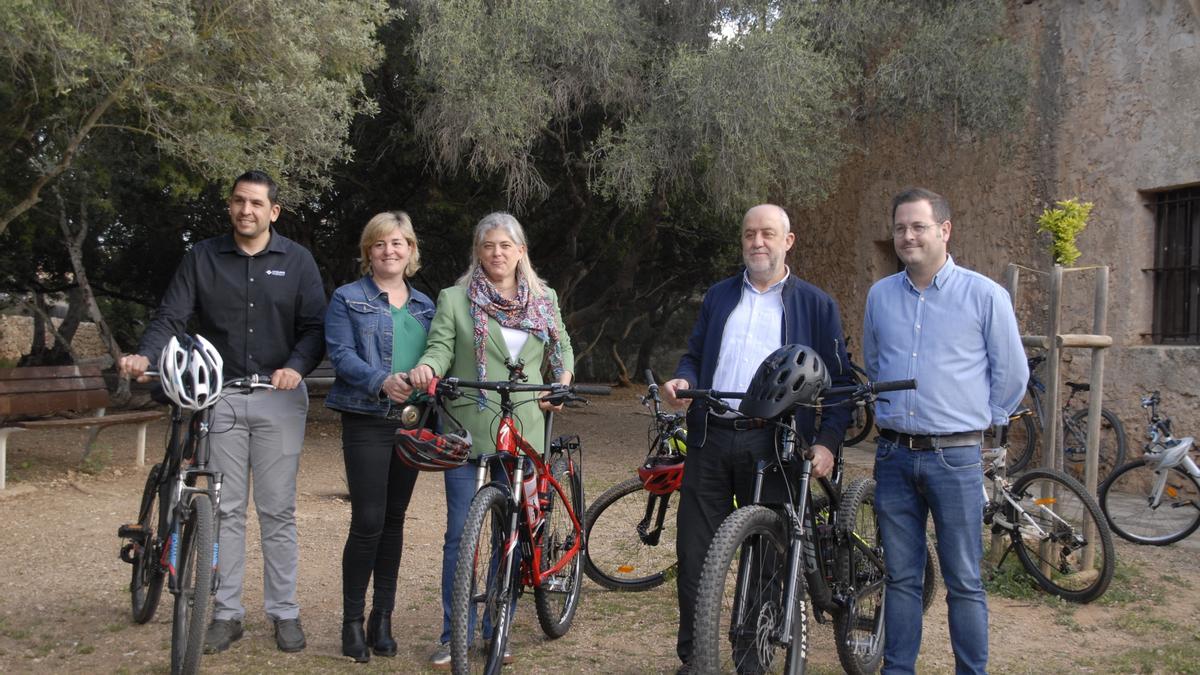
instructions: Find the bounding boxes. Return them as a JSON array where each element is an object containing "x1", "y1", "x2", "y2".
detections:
[
  {"x1": 1064, "y1": 408, "x2": 1127, "y2": 485},
  {"x1": 834, "y1": 478, "x2": 884, "y2": 675},
  {"x1": 693, "y1": 505, "x2": 806, "y2": 674},
  {"x1": 1099, "y1": 459, "x2": 1200, "y2": 545},
  {"x1": 1004, "y1": 410, "x2": 1038, "y2": 474},
  {"x1": 1009, "y1": 469, "x2": 1114, "y2": 603},
  {"x1": 130, "y1": 463, "x2": 166, "y2": 624},
  {"x1": 583, "y1": 476, "x2": 678, "y2": 591},
  {"x1": 170, "y1": 494, "x2": 214, "y2": 675},
  {"x1": 450, "y1": 485, "x2": 516, "y2": 675},
  {"x1": 535, "y1": 457, "x2": 584, "y2": 637}
]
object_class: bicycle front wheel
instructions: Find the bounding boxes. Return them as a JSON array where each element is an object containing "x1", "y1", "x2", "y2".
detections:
[
  {"x1": 535, "y1": 457, "x2": 585, "y2": 637},
  {"x1": 450, "y1": 485, "x2": 516, "y2": 675},
  {"x1": 1064, "y1": 408, "x2": 1127, "y2": 484},
  {"x1": 1100, "y1": 459, "x2": 1200, "y2": 545},
  {"x1": 170, "y1": 494, "x2": 214, "y2": 675},
  {"x1": 583, "y1": 476, "x2": 678, "y2": 591},
  {"x1": 131, "y1": 463, "x2": 166, "y2": 624},
  {"x1": 693, "y1": 505, "x2": 806, "y2": 674},
  {"x1": 1009, "y1": 469, "x2": 1114, "y2": 603}
]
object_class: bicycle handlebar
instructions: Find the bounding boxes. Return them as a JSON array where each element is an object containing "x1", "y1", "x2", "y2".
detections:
[
  {"x1": 430, "y1": 377, "x2": 611, "y2": 398},
  {"x1": 674, "y1": 378, "x2": 916, "y2": 413}
]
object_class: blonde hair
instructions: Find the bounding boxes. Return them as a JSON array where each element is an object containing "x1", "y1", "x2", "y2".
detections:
[
  {"x1": 359, "y1": 211, "x2": 421, "y2": 277},
  {"x1": 455, "y1": 212, "x2": 547, "y2": 296}
]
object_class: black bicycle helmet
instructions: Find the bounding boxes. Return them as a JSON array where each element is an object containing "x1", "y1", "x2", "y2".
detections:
[
  {"x1": 394, "y1": 428, "x2": 472, "y2": 471},
  {"x1": 739, "y1": 344, "x2": 830, "y2": 419}
]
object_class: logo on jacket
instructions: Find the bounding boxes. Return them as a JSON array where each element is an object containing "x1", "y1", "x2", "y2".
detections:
[{"x1": 265, "y1": 269, "x2": 286, "y2": 277}]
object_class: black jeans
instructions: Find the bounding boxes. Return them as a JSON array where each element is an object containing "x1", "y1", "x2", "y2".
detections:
[
  {"x1": 675, "y1": 420, "x2": 783, "y2": 664},
  {"x1": 341, "y1": 412, "x2": 420, "y2": 621}
]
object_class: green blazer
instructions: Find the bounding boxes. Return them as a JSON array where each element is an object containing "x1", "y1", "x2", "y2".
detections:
[{"x1": 418, "y1": 285, "x2": 575, "y2": 457}]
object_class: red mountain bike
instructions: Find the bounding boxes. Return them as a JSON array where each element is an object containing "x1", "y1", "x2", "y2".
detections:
[{"x1": 428, "y1": 364, "x2": 609, "y2": 674}]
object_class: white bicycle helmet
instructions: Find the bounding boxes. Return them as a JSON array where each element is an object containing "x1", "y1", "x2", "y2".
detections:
[{"x1": 158, "y1": 335, "x2": 225, "y2": 410}]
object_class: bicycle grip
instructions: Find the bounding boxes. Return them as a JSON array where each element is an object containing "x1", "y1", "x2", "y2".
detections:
[
  {"x1": 644, "y1": 369, "x2": 658, "y2": 387},
  {"x1": 573, "y1": 384, "x2": 612, "y2": 396},
  {"x1": 675, "y1": 389, "x2": 702, "y2": 399},
  {"x1": 870, "y1": 379, "x2": 916, "y2": 394}
]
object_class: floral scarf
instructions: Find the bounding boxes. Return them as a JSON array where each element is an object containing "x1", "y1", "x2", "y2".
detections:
[{"x1": 467, "y1": 266, "x2": 565, "y2": 404}]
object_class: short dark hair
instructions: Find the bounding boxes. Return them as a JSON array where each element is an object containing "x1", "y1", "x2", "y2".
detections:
[
  {"x1": 892, "y1": 187, "x2": 951, "y2": 224},
  {"x1": 232, "y1": 170, "x2": 279, "y2": 204}
]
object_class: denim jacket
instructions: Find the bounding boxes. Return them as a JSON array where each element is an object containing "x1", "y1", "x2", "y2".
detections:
[{"x1": 324, "y1": 275, "x2": 435, "y2": 416}]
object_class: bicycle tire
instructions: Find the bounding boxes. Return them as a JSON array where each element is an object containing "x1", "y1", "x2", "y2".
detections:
[
  {"x1": 1008, "y1": 469, "x2": 1114, "y2": 603},
  {"x1": 1099, "y1": 459, "x2": 1200, "y2": 545},
  {"x1": 834, "y1": 478, "x2": 885, "y2": 674},
  {"x1": 582, "y1": 477, "x2": 678, "y2": 592},
  {"x1": 534, "y1": 457, "x2": 584, "y2": 637},
  {"x1": 450, "y1": 485, "x2": 515, "y2": 675},
  {"x1": 693, "y1": 505, "x2": 807, "y2": 674},
  {"x1": 130, "y1": 463, "x2": 166, "y2": 624},
  {"x1": 170, "y1": 495, "x2": 214, "y2": 675},
  {"x1": 1063, "y1": 408, "x2": 1127, "y2": 485},
  {"x1": 1004, "y1": 410, "x2": 1038, "y2": 474}
]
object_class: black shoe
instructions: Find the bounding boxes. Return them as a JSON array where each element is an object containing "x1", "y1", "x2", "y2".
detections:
[
  {"x1": 203, "y1": 619, "x2": 244, "y2": 654},
  {"x1": 274, "y1": 617, "x2": 307, "y2": 653},
  {"x1": 341, "y1": 619, "x2": 370, "y2": 663},
  {"x1": 366, "y1": 609, "x2": 397, "y2": 657}
]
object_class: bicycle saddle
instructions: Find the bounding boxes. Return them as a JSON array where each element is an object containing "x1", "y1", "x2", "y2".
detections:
[{"x1": 1065, "y1": 381, "x2": 1090, "y2": 392}]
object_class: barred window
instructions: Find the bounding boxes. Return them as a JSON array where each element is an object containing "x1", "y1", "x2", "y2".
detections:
[{"x1": 1150, "y1": 186, "x2": 1200, "y2": 344}]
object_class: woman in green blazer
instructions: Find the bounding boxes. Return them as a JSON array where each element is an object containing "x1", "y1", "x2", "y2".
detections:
[{"x1": 407, "y1": 212, "x2": 573, "y2": 668}]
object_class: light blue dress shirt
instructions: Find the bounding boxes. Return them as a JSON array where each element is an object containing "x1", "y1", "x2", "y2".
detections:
[{"x1": 863, "y1": 255, "x2": 1028, "y2": 435}]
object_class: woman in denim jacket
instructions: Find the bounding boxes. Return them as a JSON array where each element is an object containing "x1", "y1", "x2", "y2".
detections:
[{"x1": 324, "y1": 211, "x2": 435, "y2": 663}]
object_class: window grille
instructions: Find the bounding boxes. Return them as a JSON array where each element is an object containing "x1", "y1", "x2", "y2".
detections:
[{"x1": 1150, "y1": 187, "x2": 1200, "y2": 344}]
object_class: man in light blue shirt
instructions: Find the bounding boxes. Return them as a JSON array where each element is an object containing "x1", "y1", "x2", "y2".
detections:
[{"x1": 863, "y1": 187, "x2": 1027, "y2": 675}]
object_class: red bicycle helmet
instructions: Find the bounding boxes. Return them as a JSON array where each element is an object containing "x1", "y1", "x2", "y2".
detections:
[
  {"x1": 394, "y1": 428, "x2": 472, "y2": 471},
  {"x1": 638, "y1": 454, "x2": 684, "y2": 495}
]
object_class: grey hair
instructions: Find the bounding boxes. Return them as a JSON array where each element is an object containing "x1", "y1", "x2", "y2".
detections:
[{"x1": 456, "y1": 211, "x2": 547, "y2": 296}]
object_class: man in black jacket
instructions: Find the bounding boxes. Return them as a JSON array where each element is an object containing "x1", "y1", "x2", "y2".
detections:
[{"x1": 119, "y1": 170, "x2": 326, "y2": 655}]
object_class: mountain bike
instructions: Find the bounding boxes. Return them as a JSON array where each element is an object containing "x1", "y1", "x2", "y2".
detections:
[
  {"x1": 583, "y1": 370, "x2": 686, "y2": 591},
  {"x1": 1099, "y1": 391, "x2": 1200, "y2": 545},
  {"x1": 434, "y1": 362, "x2": 610, "y2": 674},
  {"x1": 686, "y1": 378, "x2": 937, "y2": 675},
  {"x1": 982, "y1": 422, "x2": 1114, "y2": 603},
  {"x1": 117, "y1": 367, "x2": 273, "y2": 674},
  {"x1": 842, "y1": 340, "x2": 874, "y2": 447},
  {"x1": 1017, "y1": 354, "x2": 1127, "y2": 482}
]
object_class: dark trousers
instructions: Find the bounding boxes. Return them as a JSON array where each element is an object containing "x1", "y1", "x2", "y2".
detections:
[
  {"x1": 675, "y1": 421, "x2": 781, "y2": 664},
  {"x1": 341, "y1": 412, "x2": 420, "y2": 621}
]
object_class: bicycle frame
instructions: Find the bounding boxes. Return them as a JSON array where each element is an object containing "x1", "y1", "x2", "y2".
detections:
[
  {"x1": 161, "y1": 407, "x2": 223, "y2": 593},
  {"x1": 470, "y1": 415, "x2": 583, "y2": 589},
  {"x1": 1138, "y1": 393, "x2": 1200, "y2": 505}
]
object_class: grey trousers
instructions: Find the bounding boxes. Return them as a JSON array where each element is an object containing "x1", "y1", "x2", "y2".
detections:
[{"x1": 208, "y1": 384, "x2": 308, "y2": 622}]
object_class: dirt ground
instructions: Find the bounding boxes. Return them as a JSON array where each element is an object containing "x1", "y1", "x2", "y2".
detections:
[{"x1": 1, "y1": 388, "x2": 1198, "y2": 674}]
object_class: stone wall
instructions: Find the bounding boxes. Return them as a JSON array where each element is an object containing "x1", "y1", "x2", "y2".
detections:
[
  {"x1": 787, "y1": 0, "x2": 1200, "y2": 447},
  {"x1": 0, "y1": 315, "x2": 111, "y2": 364}
]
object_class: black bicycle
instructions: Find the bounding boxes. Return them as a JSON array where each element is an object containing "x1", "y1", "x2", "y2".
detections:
[
  {"x1": 685, "y1": 376, "x2": 936, "y2": 674},
  {"x1": 118, "y1": 359, "x2": 272, "y2": 675},
  {"x1": 583, "y1": 370, "x2": 686, "y2": 591},
  {"x1": 1012, "y1": 354, "x2": 1127, "y2": 481}
]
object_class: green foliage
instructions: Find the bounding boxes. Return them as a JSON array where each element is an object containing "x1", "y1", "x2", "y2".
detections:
[
  {"x1": 1037, "y1": 198, "x2": 1094, "y2": 266},
  {"x1": 0, "y1": 0, "x2": 394, "y2": 230}
]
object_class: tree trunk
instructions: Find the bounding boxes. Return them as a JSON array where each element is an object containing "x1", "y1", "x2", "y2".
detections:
[{"x1": 55, "y1": 187, "x2": 131, "y2": 402}]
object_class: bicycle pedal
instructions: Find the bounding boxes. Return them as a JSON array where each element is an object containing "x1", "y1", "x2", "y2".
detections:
[
  {"x1": 119, "y1": 542, "x2": 139, "y2": 565},
  {"x1": 117, "y1": 523, "x2": 146, "y2": 541}
]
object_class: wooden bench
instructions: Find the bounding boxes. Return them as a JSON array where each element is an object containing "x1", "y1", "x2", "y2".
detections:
[
  {"x1": 303, "y1": 359, "x2": 336, "y2": 397},
  {"x1": 0, "y1": 365, "x2": 165, "y2": 491}
]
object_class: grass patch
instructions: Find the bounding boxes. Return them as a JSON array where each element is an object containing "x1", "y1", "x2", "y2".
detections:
[
  {"x1": 105, "y1": 621, "x2": 127, "y2": 633},
  {"x1": 1112, "y1": 612, "x2": 1179, "y2": 636},
  {"x1": 982, "y1": 555, "x2": 1042, "y2": 601},
  {"x1": 1097, "y1": 561, "x2": 1160, "y2": 606},
  {"x1": 1159, "y1": 572, "x2": 1188, "y2": 588},
  {"x1": 1082, "y1": 638, "x2": 1200, "y2": 674}
]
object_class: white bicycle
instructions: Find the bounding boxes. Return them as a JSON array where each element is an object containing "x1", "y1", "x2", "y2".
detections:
[{"x1": 1099, "y1": 391, "x2": 1200, "y2": 545}]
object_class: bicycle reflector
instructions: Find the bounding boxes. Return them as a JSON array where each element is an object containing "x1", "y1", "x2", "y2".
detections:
[
  {"x1": 394, "y1": 428, "x2": 471, "y2": 471},
  {"x1": 638, "y1": 455, "x2": 684, "y2": 495}
]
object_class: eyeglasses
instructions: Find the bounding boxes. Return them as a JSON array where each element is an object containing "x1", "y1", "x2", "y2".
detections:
[{"x1": 892, "y1": 222, "x2": 942, "y2": 237}]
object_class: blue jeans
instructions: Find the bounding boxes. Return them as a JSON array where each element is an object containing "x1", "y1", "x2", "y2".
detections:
[{"x1": 873, "y1": 438, "x2": 988, "y2": 675}]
